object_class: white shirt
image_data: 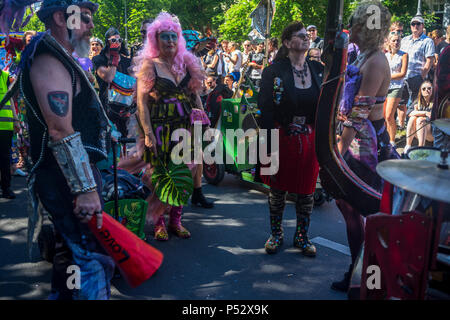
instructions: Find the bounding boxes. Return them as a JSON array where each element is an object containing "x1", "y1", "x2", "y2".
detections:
[
  {"x1": 229, "y1": 50, "x2": 242, "y2": 73},
  {"x1": 385, "y1": 50, "x2": 406, "y2": 89}
]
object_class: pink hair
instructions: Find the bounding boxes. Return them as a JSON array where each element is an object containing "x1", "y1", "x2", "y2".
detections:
[{"x1": 133, "y1": 12, "x2": 204, "y2": 94}]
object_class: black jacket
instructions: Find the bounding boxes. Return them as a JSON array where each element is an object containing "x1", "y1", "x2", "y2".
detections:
[{"x1": 258, "y1": 57, "x2": 324, "y2": 131}]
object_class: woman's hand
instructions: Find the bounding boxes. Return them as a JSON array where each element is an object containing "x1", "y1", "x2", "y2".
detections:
[{"x1": 145, "y1": 131, "x2": 158, "y2": 156}]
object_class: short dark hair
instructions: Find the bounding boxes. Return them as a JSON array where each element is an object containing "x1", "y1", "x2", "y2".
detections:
[
  {"x1": 274, "y1": 21, "x2": 304, "y2": 61},
  {"x1": 141, "y1": 18, "x2": 153, "y2": 26}
]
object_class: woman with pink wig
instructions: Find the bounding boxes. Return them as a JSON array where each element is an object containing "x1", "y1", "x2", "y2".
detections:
[{"x1": 133, "y1": 12, "x2": 208, "y2": 241}]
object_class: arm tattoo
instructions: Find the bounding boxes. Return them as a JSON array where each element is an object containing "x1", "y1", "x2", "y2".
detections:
[{"x1": 47, "y1": 91, "x2": 69, "y2": 117}]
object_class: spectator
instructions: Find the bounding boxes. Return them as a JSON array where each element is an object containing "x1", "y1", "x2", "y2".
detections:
[
  {"x1": 205, "y1": 76, "x2": 233, "y2": 127},
  {"x1": 130, "y1": 18, "x2": 153, "y2": 59},
  {"x1": 400, "y1": 16, "x2": 435, "y2": 111},
  {"x1": 23, "y1": 30, "x2": 37, "y2": 47},
  {"x1": 241, "y1": 40, "x2": 253, "y2": 68},
  {"x1": 432, "y1": 29, "x2": 448, "y2": 56},
  {"x1": 385, "y1": 33, "x2": 408, "y2": 146},
  {"x1": 404, "y1": 80, "x2": 435, "y2": 153},
  {"x1": 93, "y1": 27, "x2": 134, "y2": 138},
  {"x1": 268, "y1": 37, "x2": 278, "y2": 64},
  {"x1": 248, "y1": 41, "x2": 265, "y2": 88},
  {"x1": 307, "y1": 48, "x2": 322, "y2": 64},
  {"x1": 202, "y1": 42, "x2": 219, "y2": 76},
  {"x1": 89, "y1": 37, "x2": 103, "y2": 60},
  {"x1": 216, "y1": 40, "x2": 229, "y2": 81},
  {"x1": 224, "y1": 74, "x2": 235, "y2": 92},
  {"x1": 223, "y1": 41, "x2": 242, "y2": 82},
  {"x1": 0, "y1": 70, "x2": 17, "y2": 199},
  {"x1": 307, "y1": 25, "x2": 324, "y2": 52}
]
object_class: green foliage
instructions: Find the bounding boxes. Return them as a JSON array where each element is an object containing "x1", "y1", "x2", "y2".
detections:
[
  {"x1": 23, "y1": 8, "x2": 45, "y2": 33},
  {"x1": 151, "y1": 161, "x2": 194, "y2": 207},
  {"x1": 218, "y1": 0, "x2": 356, "y2": 42},
  {"x1": 15, "y1": 0, "x2": 441, "y2": 46}
]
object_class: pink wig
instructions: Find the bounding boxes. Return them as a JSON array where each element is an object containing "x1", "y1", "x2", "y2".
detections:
[{"x1": 133, "y1": 12, "x2": 204, "y2": 94}]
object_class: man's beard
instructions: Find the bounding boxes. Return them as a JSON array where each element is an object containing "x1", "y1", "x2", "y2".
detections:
[{"x1": 70, "y1": 32, "x2": 91, "y2": 58}]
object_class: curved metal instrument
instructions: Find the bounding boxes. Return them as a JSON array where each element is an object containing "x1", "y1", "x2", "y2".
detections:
[
  {"x1": 376, "y1": 159, "x2": 450, "y2": 204},
  {"x1": 433, "y1": 118, "x2": 450, "y2": 136},
  {"x1": 315, "y1": 0, "x2": 381, "y2": 214}
]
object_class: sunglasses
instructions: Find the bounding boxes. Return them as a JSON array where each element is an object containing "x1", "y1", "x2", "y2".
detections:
[
  {"x1": 159, "y1": 32, "x2": 178, "y2": 42},
  {"x1": 390, "y1": 30, "x2": 403, "y2": 35},
  {"x1": 422, "y1": 86, "x2": 432, "y2": 91},
  {"x1": 80, "y1": 12, "x2": 93, "y2": 24},
  {"x1": 411, "y1": 22, "x2": 422, "y2": 26},
  {"x1": 109, "y1": 38, "x2": 122, "y2": 43},
  {"x1": 292, "y1": 33, "x2": 310, "y2": 41}
]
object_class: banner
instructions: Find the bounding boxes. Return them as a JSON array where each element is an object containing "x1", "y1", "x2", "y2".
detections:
[
  {"x1": 0, "y1": 32, "x2": 25, "y2": 72},
  {"x1": 250, "y1": 0, "x2": 276, "y2": 39}
]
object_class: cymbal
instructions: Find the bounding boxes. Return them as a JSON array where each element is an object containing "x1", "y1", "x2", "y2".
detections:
[
  {"x1": 376, "y1": 160, "x2": 450, "y2": 203},
  {"x1": 433, "y1": 119, "x2": 450, "y2": 136}
]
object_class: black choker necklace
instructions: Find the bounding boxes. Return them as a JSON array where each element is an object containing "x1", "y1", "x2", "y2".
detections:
[{"x1": 292, "y1": 63, "x2": 308, "y2": 86}]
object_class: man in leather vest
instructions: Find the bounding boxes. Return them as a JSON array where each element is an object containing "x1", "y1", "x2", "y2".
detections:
[{"x1": 20, "y1": 0, "x2": 114, "y2": 299}]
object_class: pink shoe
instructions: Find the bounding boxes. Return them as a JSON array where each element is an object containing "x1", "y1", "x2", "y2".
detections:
[
  {"x1": 154, "y1": 215, "x2": 168, "y2": 241},
  {"x1": 168, "y1": 206, "x2": 191, "y2": 239}
]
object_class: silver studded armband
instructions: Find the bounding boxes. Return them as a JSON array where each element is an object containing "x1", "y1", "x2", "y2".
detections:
[{"x1": 48, "y1": 132, "x2": 97, "y2": 195}]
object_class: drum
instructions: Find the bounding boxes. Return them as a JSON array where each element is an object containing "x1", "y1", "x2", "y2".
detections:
[{"x1": 406, "y1": 146, "x2": 442, "y2": 164}]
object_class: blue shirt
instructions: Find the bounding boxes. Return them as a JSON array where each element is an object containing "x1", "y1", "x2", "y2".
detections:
[{"x1": 400, "y1": 33, "x2": 435, "y2": 79}]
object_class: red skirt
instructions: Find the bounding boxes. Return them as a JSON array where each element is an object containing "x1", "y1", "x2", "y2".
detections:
[{"x1": 261, "y1": 126, "x2": 319, "y2": 195}]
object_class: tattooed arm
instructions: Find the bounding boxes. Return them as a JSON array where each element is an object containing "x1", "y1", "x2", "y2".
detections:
[
  {"x1": 29, "y1": 53, "x2": 103, "y2": 227},
  {"x1": 29, "y1": 53, "x2": 74, "y2": 140}
]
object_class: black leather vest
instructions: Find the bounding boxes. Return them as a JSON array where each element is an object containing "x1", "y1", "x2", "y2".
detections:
[{"x1": 21, "y1": 33, "x2": 110, "y2": 170}]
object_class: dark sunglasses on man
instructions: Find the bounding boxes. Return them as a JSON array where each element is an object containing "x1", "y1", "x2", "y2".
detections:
[{"x1": 411, "y1": 22, "x2": 422, "y2": 27}]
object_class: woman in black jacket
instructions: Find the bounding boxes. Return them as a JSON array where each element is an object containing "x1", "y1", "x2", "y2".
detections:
[{"x1": 258, "y1": 21, "x2": 324, "y2": 256}]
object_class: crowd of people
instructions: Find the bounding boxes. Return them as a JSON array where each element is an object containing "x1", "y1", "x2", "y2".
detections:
[{"x1": 0, "y1": 0, "x2": 448, "y2": 300}]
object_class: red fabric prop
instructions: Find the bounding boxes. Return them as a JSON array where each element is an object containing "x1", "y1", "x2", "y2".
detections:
[
  {"x1": 379, "y1": 181, "x2": 393, "y2": 214},
  {"x1": 361, "y1": 212, "x2": 433, "y2": 300},
  {"x1": 88, "y1": 212, "x2": 164, "y2": 288}
]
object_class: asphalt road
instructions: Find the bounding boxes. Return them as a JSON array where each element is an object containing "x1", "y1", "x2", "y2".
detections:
[{"x1": 0, "y1": 173, "x2": 350, "y2": 300}]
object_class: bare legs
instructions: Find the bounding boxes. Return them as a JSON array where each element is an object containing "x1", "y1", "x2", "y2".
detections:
[
  {"x1": 385, "y1": 97, "x2": 401, "y2": 144},
  {"x1": 406, "y1": 116, "x2": 432, "y2": 150}
]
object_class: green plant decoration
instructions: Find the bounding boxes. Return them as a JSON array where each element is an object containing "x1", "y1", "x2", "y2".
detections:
[{"x1": 151, "y1": 160, "x2": 194, "y2": 206}]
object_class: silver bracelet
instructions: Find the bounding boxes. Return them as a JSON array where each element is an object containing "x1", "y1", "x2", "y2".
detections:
[{"x1": 48, "y1": 132, "x2": 97, "y2": 195}]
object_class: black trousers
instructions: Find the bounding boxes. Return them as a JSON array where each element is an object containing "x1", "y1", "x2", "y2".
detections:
[{"x1": 0, "y1": 130, "x2": 13, "y2": 191}]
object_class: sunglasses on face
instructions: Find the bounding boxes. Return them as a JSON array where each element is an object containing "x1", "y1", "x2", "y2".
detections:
[
  {"x1": 292, "y1": 33, "x2": 310, "y2": 41},
  {"x1": 159, "y1": 32, "x2": 178, "y2": 42},
  {"x1": 80, "y1": 12, "x2": 93, "y2": 24},
  {"x1": 109, "y1": 38, "x2": 122, "y2": 43},
  {"x1": 422, "y1": 86, "x2": 432, "y2": 91},
  {"x1": 390, "y1": 30, "x2": 403, "y2": 35},
  {"x1": 308, "y1": 29, "x2": 316, "y2": 32},
  {"x1": 411, "y1": 22, "x2": 422, "y2": 27}
]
